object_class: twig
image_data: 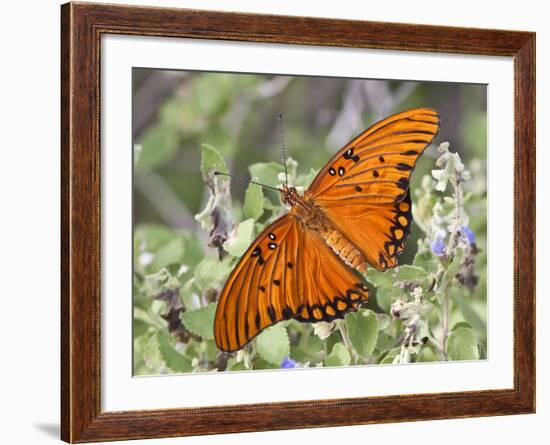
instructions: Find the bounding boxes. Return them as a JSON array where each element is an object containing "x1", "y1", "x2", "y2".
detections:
[
  {"x1": 440, "y1": 173, "x2": 464, "y2": 360},
  {"x1": 337, "y1": 320, "x2": 358, "y2": 365}
]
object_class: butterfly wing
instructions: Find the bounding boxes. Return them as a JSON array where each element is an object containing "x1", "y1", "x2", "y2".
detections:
[
  {"x1": 214, "y1": 214, "x2": 369, "y2": 352},
  {"x1": 308, "y1": 107, "x2": 439, "y2": 270},
  {"x1": 214, "y1": 214, "x2": 299, "y2": 352},
  {"x1": 294, "y1": 226, "x2": 369, "y2": 323}
]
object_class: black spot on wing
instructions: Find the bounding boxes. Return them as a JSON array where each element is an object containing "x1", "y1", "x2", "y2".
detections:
[{"x1": 396, "y1": 163, "x2": 413, "y2": 171}]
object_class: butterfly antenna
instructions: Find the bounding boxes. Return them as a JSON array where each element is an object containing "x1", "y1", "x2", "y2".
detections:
[
  {"x1": 214, "y1": 171, "x2": 280, "y2": 192},
  {"x1": 278, "y1": 113, "x2": 289, "y2": 187}
]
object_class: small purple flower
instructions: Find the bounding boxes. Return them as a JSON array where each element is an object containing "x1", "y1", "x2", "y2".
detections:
[
  {"x1": 430, "y1": 237, "x2": 446, "y2": 256},
  {"x1": 462, "y1": 226, "x2": 476, "y2": 245},
  {"x1": 280, "y1": 357, "x2": 299, "y2": 369}
]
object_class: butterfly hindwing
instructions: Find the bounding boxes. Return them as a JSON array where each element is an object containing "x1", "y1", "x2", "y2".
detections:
[
  {"x1": 319, "y1": 189, "x2": 413, "y2": 270},
  {"x1": 294, "y1": 226, "x2": 369, "y2": 323}
]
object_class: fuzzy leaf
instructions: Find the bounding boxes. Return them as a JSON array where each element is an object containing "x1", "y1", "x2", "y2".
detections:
[
  {"x1": 365, "y1": 268, "x2": 395, "y2": 289},
  {"x1": 453, "y1": 293, "x2": 487, "y2": 337},
  {"x1": 149, "y1": 237, "x2": 185, "y2": 272},
  {"x1": 417, "y1": 345, "x2": 439, "y2": 362},
  {"x1": 346, "y1": 310, "x2": 379, "y2": 357},
  {"x1": 200, "y1": 143, "x2": 228, "y2": 177},
  {"x1": 379, "y1": 347, "x2": 401, "y2": 364},
  {"x1": 366, "y1": 265, "x2": 430, "y2": 291},
  {"x1": 135, "y1": 223, "x2": 176, "y2": 252},
  {"x1": 256, "y1": 324, "x2": 290, "y2": 365},
  {"x1": 395, "y1": 265, "x2": 429, "y2": 282},
  {"x1": 223, "y1": 218, "x2": 255, "y2": 257},
  {"x1": 446, "y1": 327, "x2": 479, "y2": 361},
  {"x1": 227, "y1": 358, "x2": 247, "y2": 371},
  {"x1": 181, "y1": 303, "x2": 217, "y2": 340},
  {"x1": 325, "y1": 343, "x2": 351, "y2": 367},
  {"x1": 248, "y1": 162, "x2": 284, "y2": 188},
  {"x1": 193, "y1": 255, "x2": 233, "y2": 290},
  {"x1": 413, "y1": 248, "x2": 440, "y2": 275},
  {"x1": 243, "y1": 182, "x2": 264, "y2": 220},
  {"x1": 376, "y1": 331, "x2": 397, "y2": 353},
  {"x1": 143, "y1": 334, "x2": 164, "y2": 371},
  {"x1": 375, "y1": 287, "x2": 401, "y2": 313},
  {"x1": 156, "y1": 330, "x2": 193, "y2": 372}
]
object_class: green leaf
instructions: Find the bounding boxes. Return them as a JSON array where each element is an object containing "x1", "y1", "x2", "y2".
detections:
[
  {"x1": 256, "y1": 324, "x2": 290, "y2": 365},
  {"x1": 446, "y1": 327, "x2": 479, "y2": 361},
  {"x1": 413, "y1": 248, "x2": 440, "y2": 275},
  {"x1": 149, "y1": 237, "x2": 185, "y2": 272},
  {"x1": 135, "y1": 223, "x2": 176, "y2": 252},
  {"x1": 295, "y1": 168, "x2": 318, "y2": 189},
  {"x1": 365, "y1": 268, "x2": 395, "y2": 289},
  {"x1": 156, "y1": 330, "x2": 193, "y2": 373},
  {"x1": 223, "y1": 219, "x2": 255, "y2": 257},
  {"x1": 379, "y1": 347, "x2": 401, "y2": 364},
  {"x1": 143, "y1": 333, "x2": 164, "y2": 371},
  {"x1": 376, "y1": 331, "x2": 397, "y2": 353},
  {"x1": 133, "y1": 318, "x2": 150, "y2": 338},
  {"x1": 453, "y1": 293, "x2": 487, "y2": 339},
  {"x1": 200, "y1": 143, "x2": 228, "y2": 177},
  {"x1": 248, "y1": 162, "x2": 284, "y2": 187},
  {"x1": 395, "y1": 265, "x2": 430, "y2": 283},
  {"x1": 451, "y1": 321, "x2": 472, "y2": 331},
  {"x1": 346, "y1": 310, "x2": 378, "y2": 357},
  {"x1": 375, "y1": 287, "x2": 401, "y2": 313},
  {"x1": 367, "y1": 265, "x2": 429, "y2": 291},
  {"x1": 227, "y1": 358, "x2": 247, "y2": 371},
  {"x1": 325, "y1": 343, "x2": 351, "y2": 367},
  {"x1": 181, "y1": 303, "x2": 217, "y2": 340},
  {"x1": 417, "y1": 345, "x2": 439, "y2": 362},
  {"x1": 253, "y1": 358, "x2": 278, "y2": 370},
  {"x1": 243, "y1": 182, "x2": 264, "y2": 220},
  {"x1": 193, "y1": 255, "x2": 233, "y2": 290}
]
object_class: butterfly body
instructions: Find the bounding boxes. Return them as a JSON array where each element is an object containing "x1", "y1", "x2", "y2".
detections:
[
  {"x1": 282, "y1": 185, "x2": 367, "y2": 274},
  {"x1": 214, "y1": 108, "x2": 440, "y2": 352}
]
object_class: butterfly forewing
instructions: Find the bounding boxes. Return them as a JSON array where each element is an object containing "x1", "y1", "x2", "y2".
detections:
[
  {"x1": 214, "y1": 214, "x2": 302, "y2": 352},
  {"x1": 308, "y1": 107, "x2": 439, "y2": 201},
  {"x1": 307, "y1": 107, "x2": 439, "y2": 270}
]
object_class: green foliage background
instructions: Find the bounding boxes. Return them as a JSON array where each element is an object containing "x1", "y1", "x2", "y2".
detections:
[{"x1": 132, "y1": 69, "x2": 487, "y2": 375}]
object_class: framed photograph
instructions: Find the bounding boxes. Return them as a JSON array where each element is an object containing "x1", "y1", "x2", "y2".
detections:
[{"x1": 61, "y1": 2, "x2": 535, "y2": 442}]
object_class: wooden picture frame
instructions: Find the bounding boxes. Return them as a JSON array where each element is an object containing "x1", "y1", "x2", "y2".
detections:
[{"x1": 61, "y1": 1, "x2": 535, "y2": 442}]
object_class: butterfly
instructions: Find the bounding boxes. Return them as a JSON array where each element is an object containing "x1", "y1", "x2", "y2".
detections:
[{"x1": 214, "y1": 107, "x2": 440, "y2": 352}]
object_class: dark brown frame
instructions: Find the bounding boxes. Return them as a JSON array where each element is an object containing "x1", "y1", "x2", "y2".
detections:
[{"x1": 61, "y1": 1, "x2": 536, "y2": 442}]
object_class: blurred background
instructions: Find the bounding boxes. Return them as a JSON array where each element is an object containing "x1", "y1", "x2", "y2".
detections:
[{"x1": 132, "y1": 69, "x2": 486, "y2": 265}]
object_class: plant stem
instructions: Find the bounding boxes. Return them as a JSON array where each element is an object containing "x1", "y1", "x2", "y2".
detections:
[
  {"x1": 440, "y1": 175, "x2": 464, "y2": 360},
  {"x1": 441, "y1": 287, "x2": 449, "y2": 360},
  {"x1": 337, "y1": 321, "x2": 358, "y2": 365}
]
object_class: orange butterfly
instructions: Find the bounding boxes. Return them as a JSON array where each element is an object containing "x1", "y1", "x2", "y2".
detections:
[{"x1": 214, "y1": 107, "x2": 440, "y2": 352}]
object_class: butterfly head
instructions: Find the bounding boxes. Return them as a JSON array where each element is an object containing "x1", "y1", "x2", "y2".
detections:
[{"x1": 280, "y1": 185, "x2": 299, "y2": 207}]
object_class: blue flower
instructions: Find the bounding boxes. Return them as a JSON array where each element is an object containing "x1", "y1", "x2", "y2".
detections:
[
  {"x1": 462, "y1": 226, "x2": 476, "y2": 245},
  {"x1": 280, "y1": 357, "x2": 299, "y2": 369},
  {"x1": 430, "y1": 237, "x2": 446, "y2": 256}
]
